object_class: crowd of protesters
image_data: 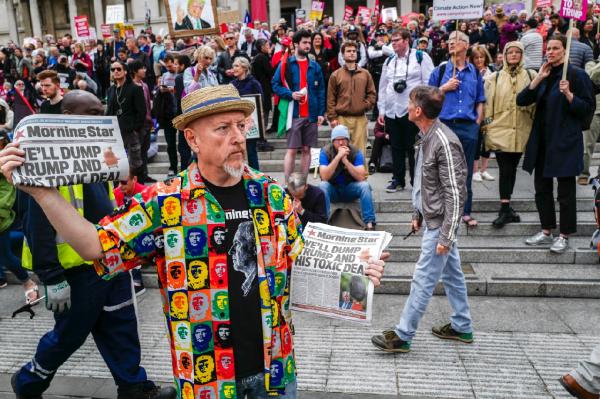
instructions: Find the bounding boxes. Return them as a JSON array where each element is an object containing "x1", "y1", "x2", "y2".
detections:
[{"x1": 2, "y1": 2, "x2": 600, "y2": 398}]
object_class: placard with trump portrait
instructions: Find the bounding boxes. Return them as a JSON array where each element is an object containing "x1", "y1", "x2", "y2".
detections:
[{"x1": 165, "y1": 0, "x2": 219, "y2": 39}]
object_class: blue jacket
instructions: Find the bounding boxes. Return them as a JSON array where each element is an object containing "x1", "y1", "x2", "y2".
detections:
[{"x1": 271, "y1": 55, "x2": 326, "y2": 122}]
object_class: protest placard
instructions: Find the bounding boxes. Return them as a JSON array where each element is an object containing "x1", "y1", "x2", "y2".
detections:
[
  {"x1": 291, "y1": 223, "x2": 392, "y2": 324},
  {"x1": 11, "y1": 115, "x2": 129, "y2": 187},
  {"x1": 101, "y1": 24, "x2": 112, "y2": 39},
  {"x1": 124, "y1": 24, "x2": 135, "y2": 39},
  {"x1": 381, "y1": 7, "x2": 398, "y2": 22},
  {"x1": 357, "y1": 6, "x2": 372, "y2": 24},
  {"x1": 432, "y1": 0, "x2": 484, "y2": 21},
  {"x1": 536, "y1": 0, "x2": 552, "y2": 7},
  {"x1": 560, "y1": 0, "x2": 588, "y2": 79},
  {"x1": 309, "y1": 1, "x2": 324, "y2": 21},
  {"x1": 344, "y1": 5, "x2": 354, "y2": 20},
  {"x1": 74, "y1": 15, "x2": 90, "y2": 39},
  {"x1": 106, "y1": 4, "x2": 125, "y2": 24},
  {"x1": 559, "y1": 0, "x2": 587, "y2": 20}
]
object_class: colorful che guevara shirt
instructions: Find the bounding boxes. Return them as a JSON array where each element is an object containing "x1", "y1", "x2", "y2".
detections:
[{"x1": 93, "y1": 163, "x2": 304, "y2": 399}]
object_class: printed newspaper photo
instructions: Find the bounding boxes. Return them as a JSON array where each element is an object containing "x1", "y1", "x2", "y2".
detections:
[{"x1": 291, "y1": 223, "x2": 392, "y2": 324}]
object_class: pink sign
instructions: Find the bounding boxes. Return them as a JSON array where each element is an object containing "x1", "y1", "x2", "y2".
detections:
[
  {"x1": 559, "y1": 0, "x2": 588, "y2": 21},
  {"x1": 536, "y1": 0, "x2": 552, "y2": 7},
  {"x1": 74, "y1": 15, "x2": 90, "y2": 39},
  {"x1": 344, "y1": 5, "x2": 354, "y2": 20}
]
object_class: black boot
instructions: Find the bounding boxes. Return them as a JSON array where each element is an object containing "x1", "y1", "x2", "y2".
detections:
[
  {"x1": 117, "y1": 382, "x2": 177, "y2": 399},
  {"x1": 492, "y1": 204, "x2": 520, "y2": 228}
]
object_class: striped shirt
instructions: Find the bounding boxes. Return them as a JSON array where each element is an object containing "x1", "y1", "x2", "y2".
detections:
[{"x1": 520, "y1": 30, "x2": 543, "y2": 70}]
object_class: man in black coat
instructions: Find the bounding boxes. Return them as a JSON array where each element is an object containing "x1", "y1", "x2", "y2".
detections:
[
  {"x1": 286, "y1": 172, "x2": 328, "y2": 225},
  {"x1": 105, "y1": 61, "x2": 147, "y2": 178}
]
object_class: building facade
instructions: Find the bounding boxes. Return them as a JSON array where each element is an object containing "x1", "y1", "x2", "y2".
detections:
[{"x1": 0, "y1": 0, "x2": 544, "y2": 44}]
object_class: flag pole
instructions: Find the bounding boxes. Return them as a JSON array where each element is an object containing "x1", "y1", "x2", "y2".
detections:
[{"x1": 453, "y1": 19, "x2": 459, "y2": 78}]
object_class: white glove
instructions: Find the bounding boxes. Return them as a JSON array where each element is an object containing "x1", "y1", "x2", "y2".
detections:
[{"x1": 45, "y1": 280, "x2": 71, "y2": 313}]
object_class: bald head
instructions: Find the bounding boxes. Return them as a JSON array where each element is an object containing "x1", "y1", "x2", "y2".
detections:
[
  {"x1": 570, "y1": 28, "x2": 580, "y2": 39},
  {"x1": 61, "y1": 90, "x2": 104, "y2": 116}
]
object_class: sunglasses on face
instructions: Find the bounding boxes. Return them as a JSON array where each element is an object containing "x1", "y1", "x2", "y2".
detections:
[{"x1": 111, "y1": 67, "x2": 123, "y2": 72}]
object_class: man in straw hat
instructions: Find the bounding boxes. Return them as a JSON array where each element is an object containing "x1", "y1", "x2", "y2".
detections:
[{"x1": 0, "y1": 84, "x2": 387, "y2": 399}]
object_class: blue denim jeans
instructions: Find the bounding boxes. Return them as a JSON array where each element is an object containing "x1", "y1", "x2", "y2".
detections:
[
  {"x1": 0, "y1": 230, "x2": 29, "y2": 282},
  {"x1": 236, "y1": 372, "x2": 297, "y2": 399},
  {"x1": 319, "y1": 181, "x2": 376, "y2": 224},
  {"x1": 443, "y1": 120, "x2": 479, "y2": 216},
  {"x1": 395, "y1": 227, "x2": 472, "y2": 342}
]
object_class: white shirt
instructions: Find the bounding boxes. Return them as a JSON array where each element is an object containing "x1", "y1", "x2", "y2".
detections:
[{"x1": 377, "y1": 49, "x2": 434, "y2": 119}]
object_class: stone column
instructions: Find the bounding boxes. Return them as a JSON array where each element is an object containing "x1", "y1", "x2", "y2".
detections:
[
  {"x1": 300, "y1": 0, "x2": 310, "y2": 13},
  {"x1": 67, "y1": 0, "x2": 77, "y2": 37},
  {"x1": 333, "y1": 0, "x2": 344, "y2": 24},
  {"x1": 239, "y1": 0, "x2": 248, "y2": 15},
  {"x1": 6, "y1": 0, "x2": 18, "y2": 42},
  {"x1": 28, "y1": 0, "x2": 41, "y2": 37},
  {"x1": 93, "y1": 0, "x2": 104, "y2": 30},
  {"x1": 398, "y1": 0, "x2": 411, "y2": 16},
  {"x1": 269, "y1": 0, "x2": 281, "y2": 27}
]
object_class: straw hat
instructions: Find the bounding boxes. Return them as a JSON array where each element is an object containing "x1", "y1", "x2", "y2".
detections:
[{"x1": 172, "y1": 85, "x2": 255, "y2": 130}]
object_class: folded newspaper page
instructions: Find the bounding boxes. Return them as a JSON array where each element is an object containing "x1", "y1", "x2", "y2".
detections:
[
  {"x1": 11, "y1": 114, "x2": 129, "y2": 187},
  {"x1": 291, "y1": 222, "x2": 393, "y2": 324}
]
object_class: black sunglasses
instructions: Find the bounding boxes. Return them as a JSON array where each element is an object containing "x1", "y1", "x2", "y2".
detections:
[{"x1": 111, "y1": 67, "x2": 123, "y2": 72}]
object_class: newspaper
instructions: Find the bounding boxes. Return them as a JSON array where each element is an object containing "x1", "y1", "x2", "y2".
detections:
[
  {"x1": 291, "y1": 223, "x2": 392, "y2": 324},
  {"x1": 11, "y1": 114, "x2": 129, "y2": 187}
]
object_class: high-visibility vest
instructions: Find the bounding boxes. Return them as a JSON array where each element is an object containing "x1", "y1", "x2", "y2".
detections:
[{"x1": 22, "y1": 183, "x2": 116, "y2": 270}]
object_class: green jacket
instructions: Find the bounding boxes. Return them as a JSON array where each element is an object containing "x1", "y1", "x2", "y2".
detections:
[{"x1": 0, "y1": 175, "x2": 15, "y2": 233}]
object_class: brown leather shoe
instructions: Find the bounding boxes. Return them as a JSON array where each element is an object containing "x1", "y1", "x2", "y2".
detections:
[{"x1": 559, "y1": 374, "x2": 600, "y2": 399}]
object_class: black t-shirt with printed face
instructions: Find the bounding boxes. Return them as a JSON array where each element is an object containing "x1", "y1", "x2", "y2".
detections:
[{"x1": 203, "y1": 178, "x2": 264, "y2": 378}]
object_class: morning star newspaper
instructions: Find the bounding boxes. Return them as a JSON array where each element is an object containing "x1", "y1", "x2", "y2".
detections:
[
  {"x1": 11, "y1": 114, "x2": 129, "y2": 187},
  {"x1": 291, "y1": 223, "x2": 392, "y2": 324}
]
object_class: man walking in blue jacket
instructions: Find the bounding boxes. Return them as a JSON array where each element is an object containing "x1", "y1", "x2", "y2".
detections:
[{"x1": 272, "y1": 29, "x2": 326, "y2": 181}]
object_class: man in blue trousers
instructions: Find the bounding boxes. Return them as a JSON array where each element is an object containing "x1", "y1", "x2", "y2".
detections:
[{"x1": 11, "y1": 89, "x2": 176, "y2": 399}]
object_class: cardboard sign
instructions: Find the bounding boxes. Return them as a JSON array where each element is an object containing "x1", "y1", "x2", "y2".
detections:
[
  {"x1": 559, "y1": 0, "x2": 588, "y2": 20},
  {"x1": 106, "y1": 4, "x2": 125, "y2": 24},
  {"x1": 12, "y1": 115, "x2": 129, "y2": 187},
  {"x1": 357, "y1": 6, "x2": 372, "y2": 23},
  {"x1": 74, "y1": 15, "x2": 90, "y2": 39},
  {"x1": 101, "y1": 24, "x2": 112, "y2": 39},
  {"x1": 310, "y1": 1, "x2": 324, "y2": 21},
  {"x1": 218, "y1": 9, "x2": 240, "y2": 24},
  {"x1": 432, "y1": 0, "x2": 484, "y2": 21},
  {"x1": 536, "y1": 0, "x2": 553, "y2": 7},
  {"x1": 381, "y1": 7, "x2": 398, "y2": 22},
  {"x1": 344, "y1": 5, "x2": 354, "y2": 20}
]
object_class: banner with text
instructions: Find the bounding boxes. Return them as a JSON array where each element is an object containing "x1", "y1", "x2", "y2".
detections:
[
  {"x1": 290, "y1": 223, "x2": 392, "y2": 324},
  {"x1": 11, "y1": 115, "x2": 129, "y2": 187},
  {"x1": 432, "y1": 0, "x2": 484, "y2": 21},
  {"x1": 74, "y1": 15, "x2": 90, "y2": 39},
  {"x1": 560, "y1": 0, "x2": 588, "y2": 20},
  {"x1": 344, "y1": 5, "x2": 354, "y2": 20},
  {"x1": 536, "y1": 0, "x2": 553, "y2": 7},
  {"x1": 381, "y1": 7, "x2": 398, "y2": 22}
]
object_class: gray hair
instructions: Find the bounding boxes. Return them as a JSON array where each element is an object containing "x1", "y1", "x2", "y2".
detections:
[
  {"x1": 233, "y1": 56, "x2": 251, "y2": 73},
  {"x1": 448, "y1": 30, "x2": 469, "y2": 45},
  {"x1": 287, "y1": 172, "x2": 308, "y2": 192}
]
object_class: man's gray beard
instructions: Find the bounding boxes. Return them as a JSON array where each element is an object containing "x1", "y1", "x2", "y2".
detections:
[{"x1": 223, "y1": 162, "x2": 245, "y2": 178}]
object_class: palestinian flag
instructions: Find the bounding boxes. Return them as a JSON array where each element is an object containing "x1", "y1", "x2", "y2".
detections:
[
  {"x1": 277, "y1": 50, "x2": 294, "y2": 138},
  {"x1": 13, "y1": 88, "x2": 35, "y2": 129}
]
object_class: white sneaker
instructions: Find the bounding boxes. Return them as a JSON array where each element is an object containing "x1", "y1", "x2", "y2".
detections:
[
  {"x1": 472, "y1": 171, "x2": 483, "y2": 182},
  {"x1": 481, "y1": 171, "x2": 495, "y2": 181}
]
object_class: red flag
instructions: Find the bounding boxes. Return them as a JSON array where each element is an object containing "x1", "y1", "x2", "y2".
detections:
[
  {"x1": 220, "y1": 23, "x2": 228, "y2": 33},
  {"x1": 375, "y1": 0, "x2": 381, "y2": 23},
  {"x1": 251, "y1": 0, "x2": 267, "y2": 23}
]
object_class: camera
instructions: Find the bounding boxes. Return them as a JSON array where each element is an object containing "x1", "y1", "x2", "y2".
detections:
[{"x1": 394, "y1": 80, "x2": 407, "y2": 93}]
